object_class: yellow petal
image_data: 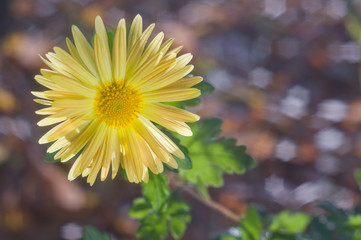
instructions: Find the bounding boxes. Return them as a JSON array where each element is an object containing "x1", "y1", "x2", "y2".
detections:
[
  {"x1": 110, "y1": 128, "x2": 122, "y2": 179},
  {"x1": 142, "y1": 169, "x2": 149, "y2": 183},
  {"x1": 158, "y1": 38, "x2": 174, "y2": 57},
  {"x1": 143, "y1": 103, "x2": 199, "y2": 122},
  {"x1": 88, "y1": 137, "x2": 107, "y2": 185},
  {"x1": 132, "y1": 58, "x2": 176, "y2": 88},
  {"x1": 133, "y1": 119, "x2": 174, "y2": 167},
  {"x1": 165, "y1": 46, "x2": 183, "y2": 58},
  {"x1": 100, "y1": 127, "x2": 113, "y2": 181},
  {"x1": 128, "y1": 49, "x2": 165, "y2": 85},
  {"x1": 94, "y1": 16, "x2": 112, "y2": 83},
  {"x1": 66, "y1": 38, "x2": 85, "y2": 67},
  {"x1": 125, "y1": 23, "x2": 155, "y2": 79},
  {"x1": 140, "y1": 65, "x2": 194, "y2": 92},
  {"x1": 39, "y1": 55, "x2": 75, "y2": 80},
  {"x1": 39, "y1": 119, "x2": 68, "y2": 144},
  {"x1": 70, "y1": 122, "x2": 107, "y2": 179},
  {"x1": 143, "y1": 88, "x2": 200, "y2": 102},
  {"x1": 58, "y1": 120, "x2": 99, "y2": 162},
  {"x1": 136, "y1": 32, "x2": 164, "y2": 68},
  {"x1": 161, "y1": 76, "x2": 203, "y2": 90},
  {"x1": 119, "y1": 128, "x2": 137, "y2": 182},
  {"x1": 31, "y1": 91, "x2": 49, "y2": 99},
  {"x1": 43, "y1": 90, "x2": 87, "y2": 100},
  {"x1": 71, "y1": 25, "x2": 99, "y2": 78},
  {"x1": 138, "y1": 116, "x2": 184, "y2": 159},
  {"x1": 37, "y1": 116, "x2": 66, "y2": 127},
  {"x1": 47, "y1": 117, "x2": 88, "y2": 142},
  {"x1": 52, "y1": 98, "x2": 93, "y2": 109},
  {"x1": 35, "y1": 107, "x2": 61, "y2": 115},
  {"x1": 46, "y1": 50, "x2": 99, "y2": 86},
  {"x1": 113, "y1": 19, "x2": 127, "y2": 81},
  {"x1": 166, "y1": 156, "x2": 178, "y2": 168},
  {"x1": 143, "y1": 111, "x2": 193, "y2": 136},
  {"x1": 127, "y1": 14, "x2": 143, "y2": 53},
  {"x1": 133, "y1": 128, "x2": 163, "y2": 174},
  {"x1": 34, "y1": 99, "x2": 52, "y2": 106},
  {"x1": 172, "y1": 53, "x2": 193, "y2": 72},
  {"x1": 47, "y1": 137, "x2": 70, "y2": 153},
  {"x1": 123, "y1": 127, "x2": 146, "y2": 182},
  {"x1": 50, "y1": 74, "x2": 96, "y2": 98},
  {"x1": 34, "y1": 75, "x2": 63, "y2": 91},
  {"x1": 40, "y1": 69, "x2": 57, "y2": 78}
]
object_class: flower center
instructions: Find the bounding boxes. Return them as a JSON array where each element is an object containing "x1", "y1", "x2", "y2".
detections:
[{"x1": 94, "y1": 81, "x2": 142, "y2": 128}]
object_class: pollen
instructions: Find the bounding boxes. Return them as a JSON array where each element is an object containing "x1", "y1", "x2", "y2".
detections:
[{"x1": 94, "y1": 81, "x2": 142, "y2": 128}]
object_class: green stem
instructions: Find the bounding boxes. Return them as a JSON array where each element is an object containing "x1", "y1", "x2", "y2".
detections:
[{"x1": 184, "y1": 188, "x2": 242, "y2": 223}]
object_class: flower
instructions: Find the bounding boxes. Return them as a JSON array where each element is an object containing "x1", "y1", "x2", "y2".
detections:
[{"x1": 33, "y1": 15, "x2": 202, "y2": 185}]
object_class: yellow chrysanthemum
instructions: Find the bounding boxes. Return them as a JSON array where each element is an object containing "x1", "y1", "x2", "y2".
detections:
[{"x1": 33, "y1": 15, "x2": 202, "y2": 185}]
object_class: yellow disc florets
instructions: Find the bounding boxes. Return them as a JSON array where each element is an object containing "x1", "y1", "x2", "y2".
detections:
[{"x1": 94, "y1": 81, "x2": 142, "y2": 128}]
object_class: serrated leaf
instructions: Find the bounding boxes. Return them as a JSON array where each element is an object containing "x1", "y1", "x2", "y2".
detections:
[
  {"x1": 269, "y1": 211, "x2": 310, "y2": 234},
  {"x1": 307, "y1": 217, "x2": 333, "y2": 240},
  {"x1": 166, "y1": 133, "x2": 192, "y2": 170},
  {"x1": 137, "y1": 213, "x2": 168, "y2": 240},
  {"x1": 170, "y1": 217, "x2": 188, "y2": 239},
  {"x1": 129, "y1": 198, "x2": 152, "y2": 219},
  {"x1": 318, "y1": 201, "x2": 348, "y2": 224},
  {"x1": 166, "y1": 194, "x2": 191, "y2": 239},
  {"x1": 240, "y1": 206, "x2": 263, "y2": 240},
  {"x1": 178, "y1": 118, "x2": 256, "y2": 192},
  {"x1": 132, "y1": 192, "x2": 191, "y2": 240},
  {"x1": 183, "y1": 98, "x2": 201, "y2": 107},
  {"x1": 141, "y1": 172, "x2": 170, "y2": 211},
  {"x1": 45, "y1": 150, "x2": 60, "y2": 163},
  {"x1": 194, "y1": 81, "x2": 214, "y2": 96},
  {"x1": 82, "y1": 226, "x2": 110, "y2": 240}
]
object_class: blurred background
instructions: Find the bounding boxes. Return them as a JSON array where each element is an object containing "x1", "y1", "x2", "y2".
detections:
[{"x1": 1, "y1": 0, "x2": 361, "y2": 239}]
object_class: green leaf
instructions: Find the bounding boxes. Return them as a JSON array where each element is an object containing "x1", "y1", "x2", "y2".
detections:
[
  {"x1": 82, "y1": 226, "x2": 110, "y2": 240},
  {"x1": 349, "y1": 215, "x2": 361, "y2": 226},
  {"x1": 141, "y1": 172, "x2": 170, "y2": 211},
  {"x1": 45, "y1": 150, "x2": 60, "y2": 163},
  {"x1": 346, "y1": 13, "x2": 361, "y2": 44},
  {"x1": 106, "y1": 29, "x2": 114, "y2": 54},
  {"x1": 220, "y1": 235, "x2": 239, "y2": 240},
  {"x1": 131, "y1": 175, "x2": 191, "y2": 240},
  {"x1": 178, "y1": 118, "x2": 256, "y2": 193},
  {"x1": 182, "y1": 98, "x2": 201, "y2": 107},
  {"x1": 354, "y1": 169, "x2": 361, "y2": 189},
  {"x1": 129, "y1": 198, "x2": 152, "y2": 219},
  {"x1": 194, "y1": 81, "x2": 215, "y2": 96},
  {"x1": 269, "y1": 211, "x2": 310, "y2": 234},
  {"x1": 137, "y1": 213, "x2": 168, "y2": 240},
  {"x1": 318, "y1": 201, "x2": 348, "y2": 224},
  {"x1": 166, "y1": 194, "x2": 191, "y2": 239},
  {"x1": 240, "y1": 206, "x2": 263, "y2": 240},
  {"x1": 165, "y1": 77, "x2": 214, "y2": 108},
  {"x1": 133, "y1": 193, "x2": 191, "y2": 240},
  {"x1": 170, "y1": 214, "x2": 188, "y2": 239},
  {"x1": 166, "y1": 133, "x2": 192, "y2": 170}
]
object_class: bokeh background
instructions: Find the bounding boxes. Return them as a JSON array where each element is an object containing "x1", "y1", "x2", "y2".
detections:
[{"x1": 1, "y1": 0, "x2": 361, "y2": 239}]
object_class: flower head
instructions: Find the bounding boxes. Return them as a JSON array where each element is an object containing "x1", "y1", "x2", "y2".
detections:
[{"x1": 33, "y1": 15, "x2": 202, "y2": 185}]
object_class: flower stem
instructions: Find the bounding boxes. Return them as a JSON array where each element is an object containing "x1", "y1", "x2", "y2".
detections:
[{"x1": 184, "y1": 188, "x2": 242, "y2": 223}]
